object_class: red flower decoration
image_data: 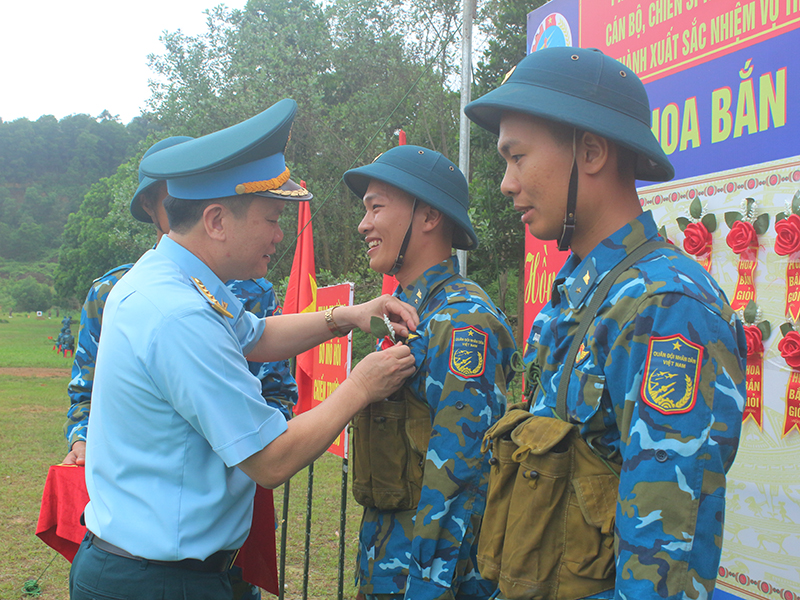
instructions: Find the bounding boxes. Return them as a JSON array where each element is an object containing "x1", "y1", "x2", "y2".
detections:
[
  {"x1": 726, "y1": 220, "x2": 758, "y2": 254},
  {"x1": 744, "y1": 325, "x2": 763, "y2": 357},
  {"x1": 778, "y1": 331, "x2": 800, "y2": 369},
  {"x1": 379, "y1": 336, "x2": 395, "y2": 350},
  {"x1": 682, "y1": 222, "x2": 712, "y2": 256},
  {"x1": 775, "y1": 214, "x2": 800, "y2": 256}
]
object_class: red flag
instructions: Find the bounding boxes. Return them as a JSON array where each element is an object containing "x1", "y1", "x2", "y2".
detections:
[{"x1": 284, "y1": 196, "x2": 317, "y2": 414}]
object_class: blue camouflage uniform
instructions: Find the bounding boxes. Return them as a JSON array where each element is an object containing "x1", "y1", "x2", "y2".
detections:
[
  {"x1": 357, "y1": 256, "x2": 517, "y2": 600},
  {"x1": 226, "y1": 278, "x2": 298, "y2": 421},
  {"x1": 64, "y1": 264, "x2": 133, "y2": 449},
  {"x1": 522, "y1": 211, "x2": 746, "y2": 599},
  {"x1": 64, "y1": 270, "x2": 297, "y2": 448}
]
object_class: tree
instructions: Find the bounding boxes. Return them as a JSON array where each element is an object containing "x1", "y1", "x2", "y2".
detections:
[{"x1": 11, "y1": 276, "x2": 53, "y2": 312}]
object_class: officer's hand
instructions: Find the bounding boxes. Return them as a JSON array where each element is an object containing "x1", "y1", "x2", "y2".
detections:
[
  {"x1": 349, "y1": 343, "x2": 416, "y2": 402},
  {"x1": 350, "y1": 295, "x2": 419, "y2": 338},
  {"x1": 62, "y1": 441, "x2": 86, "y2": 466}
]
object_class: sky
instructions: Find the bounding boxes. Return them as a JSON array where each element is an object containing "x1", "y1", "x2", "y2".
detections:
[{"x1": 0, "y1": 0, "x2": 246, "y2": 125}]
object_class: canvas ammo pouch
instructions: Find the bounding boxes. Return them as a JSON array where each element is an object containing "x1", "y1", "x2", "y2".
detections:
[
  {"x1": 476, "y1": 240, "x2": 671, "y2": 600},
  {"x1": 478, "y1": 409, "x2": 619, "y2": 600},
  {"x1": 352, "y1": 387, "x2": 432, "y2": 511}
]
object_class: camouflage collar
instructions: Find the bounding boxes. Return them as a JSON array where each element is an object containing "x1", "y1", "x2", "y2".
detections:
[
  {"x1": 397, "y1": 255, "x2": 460, "y2": 312},
  {"x1": 560, "y1": 211, "x2": 659, "y2": 310}
]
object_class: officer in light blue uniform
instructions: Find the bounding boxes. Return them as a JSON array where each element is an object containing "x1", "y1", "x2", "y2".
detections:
[
  {"x1": 63, "y1": 134, "x2": 299, "y2": 600},
  {"x1": 69, "y1": 99, "x2": 419, "y2": 600}
]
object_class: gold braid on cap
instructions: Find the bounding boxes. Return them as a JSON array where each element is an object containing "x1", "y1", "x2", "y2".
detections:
[{"x1": 235, "y1": 168, "x2": 292, "y2": 195}]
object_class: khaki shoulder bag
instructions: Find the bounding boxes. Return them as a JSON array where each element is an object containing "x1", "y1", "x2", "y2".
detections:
[{"x1": 477, "y1": 241, "x2": 672, "y2": 600}]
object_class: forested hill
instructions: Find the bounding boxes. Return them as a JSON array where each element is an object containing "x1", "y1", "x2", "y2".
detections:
[{"x1": 0, "y1": 113, "x2": 153, "y2": 261}]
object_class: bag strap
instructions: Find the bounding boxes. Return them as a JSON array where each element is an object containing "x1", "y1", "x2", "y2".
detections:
[{"x1": 555, "y1": 240, "x2": 674, "y2": 421}]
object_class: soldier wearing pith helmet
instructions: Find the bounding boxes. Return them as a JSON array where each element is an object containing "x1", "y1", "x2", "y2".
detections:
[
  {"x1": 344, "y1": 145, "x2": 516, "y2": 600},
  {"x1": 70, "y1": 99, "x2": 420, "y2": 600},
  {"x1": 465, "y1": 47, "x2": 746, "y2": 600}
]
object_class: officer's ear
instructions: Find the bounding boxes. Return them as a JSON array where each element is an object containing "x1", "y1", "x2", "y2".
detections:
[{"x1": 202, "y1": 203, "x2": 227, "y2": 241}]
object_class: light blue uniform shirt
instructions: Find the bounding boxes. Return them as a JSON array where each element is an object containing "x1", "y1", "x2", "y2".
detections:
[{"x1": 84, "y1": 236, "x2": 288, "y2": 561}]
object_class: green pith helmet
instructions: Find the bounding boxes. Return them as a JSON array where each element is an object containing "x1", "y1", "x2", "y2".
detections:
[
  {"x1": 130, "y1": 136, "x2": 193, "y2": 222},
  {"x1": 343, "y1": 145, "x2": 478, "y2": 251},
  {"x1": 465, "y1": 46, "x2": 673, "y2": 182}
]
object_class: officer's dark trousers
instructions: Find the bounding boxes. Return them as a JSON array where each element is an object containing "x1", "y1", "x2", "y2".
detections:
[{"x1": 69, "y1": 536, "x2": 233, "y2": 600}]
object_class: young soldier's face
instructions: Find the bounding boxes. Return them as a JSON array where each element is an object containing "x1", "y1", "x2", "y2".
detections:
[
  {"x1": 497, "y1": 112, "x2": 573, "y2": 242},
  {"x1": 358, "y1": 180, "x2": 415, "y2": 275}
]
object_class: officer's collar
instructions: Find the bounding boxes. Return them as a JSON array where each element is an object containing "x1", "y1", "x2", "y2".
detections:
[{"x1": 156, "y1": 236, "x2": 244, "y2": 320}]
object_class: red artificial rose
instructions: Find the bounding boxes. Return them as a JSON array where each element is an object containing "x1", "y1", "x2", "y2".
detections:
[
  {"x1": 379, "y1": 335, "x2": 395, "y2": 350},
  {"x1": 682, "y1": 222, "x2": 712, "y2": 256},
  {"x1": 726, "y1": 220, "x2": 758, "y2": 254},
  {"x1": 774, "y1": 214, "x2": 800, "y2": 256},
  {"x1": 778, "y1": 330, "x2": 800, "y2": 369},
  {"x1": 744, "y1": 325, "x2": 763, "y2": 357}
]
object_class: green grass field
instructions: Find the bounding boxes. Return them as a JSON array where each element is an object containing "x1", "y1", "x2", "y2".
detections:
[{"x1": 0, "y1": 314, "x2": 363, "y2": 600}]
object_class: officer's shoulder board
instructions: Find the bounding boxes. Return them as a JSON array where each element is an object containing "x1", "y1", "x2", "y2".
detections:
[
  {"x1": 449, "y1": 325, "x2": 488, "y2": 379},
  {"x1": 640, "y1": 334, "x2": 703, "y2": 415},
  {"x1": 191, "y1": 277, "x2": 233, "y2": 318}
]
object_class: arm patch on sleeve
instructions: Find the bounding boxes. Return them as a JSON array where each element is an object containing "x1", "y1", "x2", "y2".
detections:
[
  {"x1": 449, "y1": 326, "x2": 488, "y2": 378},
  {"x1": 640, "y1": 334, "x2": 703, "y2": 415}
]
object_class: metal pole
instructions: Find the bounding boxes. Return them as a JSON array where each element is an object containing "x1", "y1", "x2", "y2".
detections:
[
  {"x1": 457, "y1": 0, "x2": 475, "y2": 278},
  {"x1": 279, "y1": 480, "x2": 290, "y2": 600},
  {"x1": 302, "y1": 462, "x2": 314, "y2": 600},
  {"x1": 336, "y1": 457, "x2": 349, "y2": 600}
]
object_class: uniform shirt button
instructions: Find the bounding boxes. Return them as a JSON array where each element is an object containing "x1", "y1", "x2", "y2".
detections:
[
  {"x1": 655, "y1": 449, "x2": 669, "y2": 462},
  {"x1": 455, "y1": 401, "x2": 465, "y2": 410}
]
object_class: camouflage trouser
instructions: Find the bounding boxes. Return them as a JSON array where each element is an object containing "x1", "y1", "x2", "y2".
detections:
[
  {"x1": 498, "y1": 593, "x2": 614, "y2": 600},
  {"x1": 364, "y1": 595, "x2": 403, "y2": 600},
  {"x1": 230, "y1": 565, "x2": 261, "y2": 600}
]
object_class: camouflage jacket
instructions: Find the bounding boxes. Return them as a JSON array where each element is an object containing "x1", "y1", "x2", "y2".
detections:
[
  {"x1": 357, "y1": 257, "x2": 517, "y2": 600},
  {"x1": 523, "y1": 211, "x2": 746, "y2": 599},
  {"x1": 64, "y1": 270, "x2": 297, "y2": 448},
  {"x1": 225, "y1": 278, "x2": 298, "y2": 420}
]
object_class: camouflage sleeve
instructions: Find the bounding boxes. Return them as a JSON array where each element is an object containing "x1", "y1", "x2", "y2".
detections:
[
  {"x1": 227, "y1": 278, "x2": 298, "y2": 421},
  {"x1": 405, "y1": 304, "x2": 515, "y2": 600},
  {"x1": 608, "y1": 293, "x2": 746, "y2": 599},
  {"x1": 63, "y1": 277, "x2": 117, "y2": 449}
]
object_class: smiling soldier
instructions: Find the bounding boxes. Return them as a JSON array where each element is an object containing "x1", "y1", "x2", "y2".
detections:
[{"x1": 344, "y1": 145, "x2": 517, "y2": 600}]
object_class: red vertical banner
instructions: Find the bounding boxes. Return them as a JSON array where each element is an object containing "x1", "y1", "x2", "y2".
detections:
[
  {"x1": 522, "y1": 234, "x2": 569, "y2": 351},
  {"x1": 743, "y1": 356, "x2": 763, "y2": 429},
  {"x1": 784, "y1": 371, "x2": 800, "y2": 438},
  {"x1": 786, "y1": 255, "x2": 800, "y2": 321},
  {"x1": 731, "y1": 247, "x2": 757, "y2": 311},
  {"x1": 284, "y1": 200, "x2": 317, "y2": 415},
  {"x1": 522, "y1": 234, "x2": 569, "y2": 401},
  {"x1": 312, "y1": 284, "x2": 354, "y2": 458}
]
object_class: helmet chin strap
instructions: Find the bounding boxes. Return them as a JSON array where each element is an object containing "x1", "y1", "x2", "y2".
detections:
[
  {"x1": 558, "y1": 130, "x2": 579, "y2": 252},
  {"x1": 388, "y1": 198, "x2": 418, "y2": 276}
]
